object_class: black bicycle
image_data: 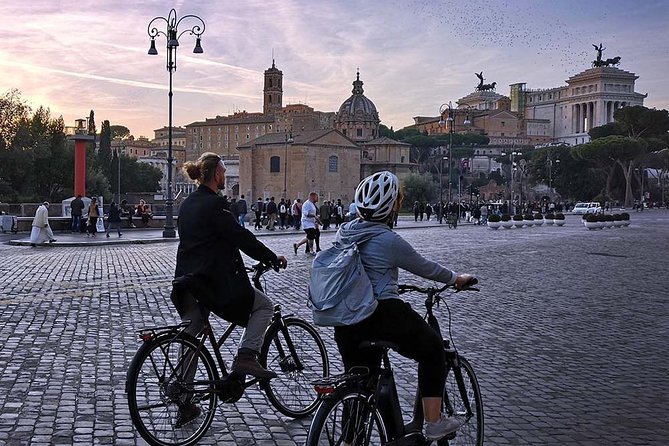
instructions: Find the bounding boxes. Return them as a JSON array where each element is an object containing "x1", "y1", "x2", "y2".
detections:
[
  {"x1": 126, "y1": 263, "x2": 330, "y2": 446},
  {"x1": 306, "y1": 279, "x2": 483, "y2": 446}
]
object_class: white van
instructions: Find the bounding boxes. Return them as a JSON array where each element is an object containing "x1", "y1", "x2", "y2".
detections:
[{"x1": 572, "y1": 202, "x2": 602, "y2": 214}]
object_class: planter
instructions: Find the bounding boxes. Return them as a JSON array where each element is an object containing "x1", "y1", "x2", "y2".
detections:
[
  {"x1": 585, "y1": 221, "x2": 600, "y2": 230},
  {"x1": 534, "y1": 218, "x2": 544, "y2": 226},
  {"x1": 501, "y1": 220, "x2": 514, "y2": 229},
  {"x1": 487, "y1": 221, "x2": 501, "y2": 230},
  {"x1": 554, "y1": 219, "x2": 565, "y2": 226},
  {"x1": 544, "y1": 218, "x2": 554, "y2": 226},
  {"x1": 513, "y1": 220, "x2": 525, "y2": 228}
]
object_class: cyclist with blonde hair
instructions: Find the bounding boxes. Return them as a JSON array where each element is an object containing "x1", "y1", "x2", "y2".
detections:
[{"x1": 332, "y1": 170, "x2": 474, "y2": 441}]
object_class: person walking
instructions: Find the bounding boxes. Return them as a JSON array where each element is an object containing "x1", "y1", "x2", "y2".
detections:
[
  {"x1": 87, "y1": 197, "x2": 100, "y2": 237},
  {"x1": 236, "y1": 195, "x2": 248, "y2": 227},
  {"x1": 106, "y1": 200, "x2": 123, "y2": 238},
  {"x1": 277, "y1": 198, "x2": 289, "y2": 229},
  {"x1": 425, "y1": 202, "x2": 433, "y2": 221},
  {"x1": 291, "y1": 199, "x2": 302, "y2": 230},
  {"x1": 293, "y1": 192, "x2": 321, "y2": 255},
  {"x1": 334, "y1": 199, "x2": 344, "y2": 228},
  {"x1": 252, "y1": 197, "x2": 264, "y2": 230},
  {"x1": 70, "y1": 195, "x2": 84, "y2": 233},
  {"x1": 265, "y1": 197, "x2": 278, "y2": 230},
  {"x1": 413, "y1": 201, "x2": 420, "y2": 222},
  {"x1": 320, "y1": 200, "x2": 332, "y2": 230},
  {"x1": 172, "y1": 152, "x2": 288, "y2": 427},
  {"x1": 30, "y1": 201, "x2": 56, "y2": 247}
]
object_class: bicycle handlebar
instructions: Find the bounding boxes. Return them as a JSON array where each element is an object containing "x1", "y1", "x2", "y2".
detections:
[{"x1": 398, "y1": 277, "x2": 479, "y2": 295}]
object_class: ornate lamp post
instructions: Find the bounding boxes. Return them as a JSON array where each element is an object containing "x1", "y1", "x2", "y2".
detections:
[
  {"x1": 502, "y1": 149, "x2": 521, "y2": 215},
  {"x1": 439, "y1": 102, "x2": 472, "y2": 204},
  {"x1": 147, "y1": 9, "x2": 205, "y2": 238}
]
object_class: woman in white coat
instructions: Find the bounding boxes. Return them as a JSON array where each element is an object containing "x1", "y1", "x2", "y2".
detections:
[{"x1": 30, "y1": 202, "x2": 56, "y2": 247}]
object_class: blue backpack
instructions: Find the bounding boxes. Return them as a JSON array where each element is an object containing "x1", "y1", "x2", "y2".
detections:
[{"x1": 307, "y1": 242, "x2": 378, "y2": 326}]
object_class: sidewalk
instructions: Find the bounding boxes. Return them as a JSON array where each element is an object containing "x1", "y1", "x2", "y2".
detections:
[{"x1": 7, "y1": 215, "x2": 475, "y2": 247}]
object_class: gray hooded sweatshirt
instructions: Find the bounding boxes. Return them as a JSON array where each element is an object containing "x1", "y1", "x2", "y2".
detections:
[{"x1": 335, "y1": 219, "x2": 457, "y2": 301}]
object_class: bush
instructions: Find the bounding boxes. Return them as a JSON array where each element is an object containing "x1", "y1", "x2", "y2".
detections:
[
  {"x1": 512, "y1": 214, "x2": 524, "y2": 221},
  {"x1": 546, "y1": 212, "x2": 555, "y2": 219},
  {"x1": 621, "y1": 212, "x2": 630, "y2": 220},
  {"x1": 523, "y1": 214, "x2": 534, "y2": 220},
  {"x1": 534, "y1": 213, "x2": 543, "y2": 219},
  {"x1": 487, "y1": 214, "x2": 501, "y2": 223},
  {"x1": 613, "y1": 214, "x2": 622, "y2": 220},
  {"x1": 554, "y1": 212, "x2": 565, "y2": 220},
  {"x1": 585, "y1": 214, "x2": 599, "y2": 223},
  {"x1": 501, "y1": 214, "x2": 511, "y2": 222}
]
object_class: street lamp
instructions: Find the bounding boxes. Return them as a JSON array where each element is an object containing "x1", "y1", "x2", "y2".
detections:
[
  {"x1": 438, "y1": 154, "x2": 448, "y2": 204},
  {"x1": 439, "y1": 102, "x2": 472, "y2": 204},
  {"x1": 283, "y1": 131, "x2": 293, "y2": 199},
  {"x1": 502, "y1": 149, "x2": 521, "y2": 215},
  {"x1": 547, "y1": 157, "x2": 560, "y2": 201},
  {"x1": 147, "y1": 9, "x2": 205, "y2": 238}
]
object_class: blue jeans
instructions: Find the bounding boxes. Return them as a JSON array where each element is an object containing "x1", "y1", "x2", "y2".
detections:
[
  {"x1": 238, "y1": 213, "x2": 247, "y2": 227},
  {"x1": 71, "y1": 215, "x2": 82, "y2": 232}
]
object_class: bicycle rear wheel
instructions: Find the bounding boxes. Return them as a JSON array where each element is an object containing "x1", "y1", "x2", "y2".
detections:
[
  {"x1": 260, "y1": 317, "x2": 329, "y2": 418},
  {"x1": 126, "y1": 334, "x2": 219, "y2": 446},
  {"x1": 306, "y1": 390, "x2": 387, "y2": 446},
  {"x1": 442, "y1": 356, "x2": 483, "y2": 446}
]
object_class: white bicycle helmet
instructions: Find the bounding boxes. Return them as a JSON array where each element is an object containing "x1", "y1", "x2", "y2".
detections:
[{"x1": 354, "y1": 171, "x2": 399, "y2": 222}]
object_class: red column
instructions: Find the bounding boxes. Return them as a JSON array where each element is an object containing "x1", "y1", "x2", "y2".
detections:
[{"x1": 74, "y1": 140, "x2": 87, "y2": 197}]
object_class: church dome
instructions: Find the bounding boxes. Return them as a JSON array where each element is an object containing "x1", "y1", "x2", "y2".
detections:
[
  {"x1": 335, "y1": 71, "x2": 380, "y2": 142},
  {"x1": 336, "y1": 71, "x2": 379, "y2": 123}
]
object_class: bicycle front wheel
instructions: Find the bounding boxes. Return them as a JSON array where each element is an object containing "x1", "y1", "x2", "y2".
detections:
[
  {"x1": 126, "y1": 334, "x2": 219, "y2": 446},
  {"x1": 443, "y1": 356, "x2": 484, "y2": 446},
  {"x1": 259, "y1": 317, "x2": 329, "y2": 418},
  {"x1": 306, "y1": 390, "x2": 387, "y2": 446}
]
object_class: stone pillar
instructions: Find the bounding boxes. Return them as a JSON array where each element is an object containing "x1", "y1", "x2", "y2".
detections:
[{"x1": 67, "y1": 132, "x2": 94, "y2": 197}]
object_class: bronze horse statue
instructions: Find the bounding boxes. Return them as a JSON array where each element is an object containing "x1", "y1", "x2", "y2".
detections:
[
  {"x1": 478, "y1": 81, "x2": 496, "y2": 91},
  {"x1": 593, "y1": 56, "x2": 621, "y2": 67}
]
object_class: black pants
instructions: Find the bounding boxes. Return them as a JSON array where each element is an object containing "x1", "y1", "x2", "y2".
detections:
[{"x1": 334, "y1": 298, "x2": 446, "y2": 397}]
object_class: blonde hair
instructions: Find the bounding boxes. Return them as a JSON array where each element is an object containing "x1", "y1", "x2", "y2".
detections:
[{"x1": 183, "y1": 152, "x2": 221, "y2": 184}]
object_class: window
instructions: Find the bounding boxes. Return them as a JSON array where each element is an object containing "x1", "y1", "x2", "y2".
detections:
[
  {"x1": 270, "y1": 156, "x2": 280, "y2": 172},
  {"x1": 357, "y1": 128, "x2": 363, "y2": 137},
  {"x1": 328, "y1": 156, "x2": 338, "y2": 172}
]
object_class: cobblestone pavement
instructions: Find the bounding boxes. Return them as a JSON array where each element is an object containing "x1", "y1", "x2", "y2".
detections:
[{"x1": 0, "y1": 212, "x2": 668, "y2": 445}]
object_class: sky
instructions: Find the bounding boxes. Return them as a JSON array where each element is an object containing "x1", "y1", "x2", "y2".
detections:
[{"x1": 1, "y1": 0, "x2": 668, "y2": 139}]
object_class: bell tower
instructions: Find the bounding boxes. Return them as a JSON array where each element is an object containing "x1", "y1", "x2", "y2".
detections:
[{"x1": 263, "y1": 59, "x2": 283, "y2": 115}]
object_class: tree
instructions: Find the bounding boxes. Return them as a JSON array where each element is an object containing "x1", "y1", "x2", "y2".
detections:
[
  {"x1": 0, "y1": 89, "x2": 31, "y2": 149},
  {"x1": 98, "y1": 120, "x2": 112, "y2": 176},
  {"x1": 402, "y1": 173, "x2": 437, "y2": 207},
  {"x1": 614, "y1": 106, "x2": 669, "y2": 139},
  {"x1": 572, "y1": 136, "x2": 647, "y2": 206},
  {"x1": 110, "y1": 125, "x2": 131, "y2": 140}
]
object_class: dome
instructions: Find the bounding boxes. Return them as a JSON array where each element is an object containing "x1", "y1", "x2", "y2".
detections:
[{"x1": 336, "y1": 71, "x2": 379, "y2": 123}]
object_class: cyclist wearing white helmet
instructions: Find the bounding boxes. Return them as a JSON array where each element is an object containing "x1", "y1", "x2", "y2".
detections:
[{"x1": 333, "y1": 170, "x2": 474, "y2": 440}]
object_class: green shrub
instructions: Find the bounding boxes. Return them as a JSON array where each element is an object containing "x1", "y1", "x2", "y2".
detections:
[
  {"x1": 554, "y1": 212, "x2": 565, "y2": 220},
  {"x1": 523, "y1": 214, "x2": 534, "y2": 220},
  {"x1": 534, "y1": 213, "x2": 543, "y2": 219},
  {"x1": 621, "y1": 212, "x2": 630, "y2": 220},
  {"x1": 546, "y1": 212, "x2": 555, "y2": 219},
  {"x1": 487, "y1": 214, "x2": 501, "y2": 223},
  {"x1": 585, "y1": 214, "x2": 599, "y2": 223},
  {"x1": 512, "y1": 214, "x2": 524, "y2": 221},
  {"x1": 501, "y1": 214, "x2": 511, "y2": 221}
]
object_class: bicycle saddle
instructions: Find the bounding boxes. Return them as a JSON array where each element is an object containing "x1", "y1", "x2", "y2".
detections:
[{"x1": 359, "y1": 340, "x2": 399, "y2": 351}]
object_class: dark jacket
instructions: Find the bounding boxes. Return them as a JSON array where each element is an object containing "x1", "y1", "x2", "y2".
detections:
[
  {"x1": 108, "y1": 203, "x2": 121, "y2": 223},
  {"x1": 71, "y1": 198, "x2": 84, "y2": 217},
  {"x1": 266, "y1": 201, "x2": 277, "y2": 215},
  {"x1": 175, "y1": 185, "x2": 277, "y2": 325}
]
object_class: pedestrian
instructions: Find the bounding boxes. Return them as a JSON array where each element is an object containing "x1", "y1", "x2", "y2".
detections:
[
  {"x1": 70, "y1": 194, "x2": 84, "y2": 233},
  {"x1": 278, "y1": 198, "x2": 288, "y2": 229},
  {"x1": 292, "y1": 199, "x2": 302, "y2": 230},
  {"x1": 30, "y1": 201, "x2": 56, "y2": 247},
  {"x1": 293, "y1": 192, "x2": 321, "y2": 255},
  {"x1": 320, "y1": 200, "x2": 331, "y2": 230},
  {"x1": 237, "y1": 194, "x2": 248, "y2": 227},
  {"x1": 334, "y1": 199, "x2": 344, "y2": 228},
  {"x1": 419, "y1": 202, "x2": 425, "y2": 221},
  {"x1": 105, "y1": 200, "x2": 123, "y2": 238},
  {"x1": 87, "y1": 197, "x2": 100, "y2": 237},
  {"x1": 252, "y1": 197, "x2": 264, "y2": 230},
  {"x1": 265, "y1": 197, "x2": 278, "y2": 230},
  {"x1": 172, "y1": 152, "x2": 288, "y2": 425},
  {"x1": 413, "y1": 201, "x2": 420, "y2": 222},
  {"x1": 479, "y1": 204, "x2": 488, "y2": 225},
  {"x1": 425, "y1": 203, "x2": 433, "y2": 221}
]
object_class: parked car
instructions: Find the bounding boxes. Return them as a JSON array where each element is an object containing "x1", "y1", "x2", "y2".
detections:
[{"x1": 572, "y1": 202, "x2": 602, "y2": 214}]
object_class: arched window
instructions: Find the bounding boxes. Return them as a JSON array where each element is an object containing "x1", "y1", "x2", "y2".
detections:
[
  {"x1": 270, "y1": 156, "x2": 280, "y2": 173},
  {"x1": 328, "y1": 155, "x2": 338, "y2": 172}
]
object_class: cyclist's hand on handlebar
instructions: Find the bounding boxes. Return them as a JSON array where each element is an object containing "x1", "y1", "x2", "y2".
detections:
[
  {"x1": 454, "y1": 274, "x2": 478, "y2": 291},
  {"x1": 274, "y1": 255, "x2": 288, "y2": 270}
]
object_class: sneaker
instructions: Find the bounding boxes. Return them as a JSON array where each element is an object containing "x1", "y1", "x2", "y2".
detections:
[
  {"x1": 106, "y1": 233, "x2": 110, "y2": 238},
  {"x1": 30, "y1": 243, "x2": 36, "y2": 248},
  {"x1": 293, "y1": 243, "x2": 298, "y2": 255},
  {"x1": 175, "y1": 403, "x2": 201, "y2": 428},
  {"x1": 119, "y1": 233, "x2": 122, "y2": 237},
  {"x1": 231, "y1": 353, "x2": 277, "y2": 379},
  {"x1": 424, "y1": 414, "x2": 463, "y2": 440},
  {"x1": 49, "y1": 239, "x2": 56, "y2": 243}
]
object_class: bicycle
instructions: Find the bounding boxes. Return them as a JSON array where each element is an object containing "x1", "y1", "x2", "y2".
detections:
[
  {"x1": 447, "y1": 213, "x2": 458, "y2": 229},
  {"x1": 306, "y1": 279, "x2": 483, "y2": 446},
  {"x1": 126, "y1": 262, "x2": 330, "y2": 446}
]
